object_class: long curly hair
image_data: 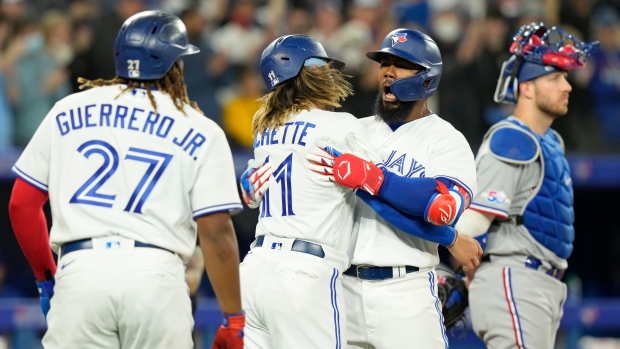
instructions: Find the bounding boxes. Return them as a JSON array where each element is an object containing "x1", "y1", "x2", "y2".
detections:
[
  {"x1": 77, "y1": 62, "x2": 201, "y2": 116},
  {"x1": 252, "y1": 64, "x2": 353, "y2": 136}
]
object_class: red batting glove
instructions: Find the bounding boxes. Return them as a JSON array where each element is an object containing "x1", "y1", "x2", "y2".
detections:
[
  {"x1": 211, "y1": 312, "x2": 245, "y2": 349},
  {"x1": 333, "y1": 153, "x2": 384, "y2": 195}
]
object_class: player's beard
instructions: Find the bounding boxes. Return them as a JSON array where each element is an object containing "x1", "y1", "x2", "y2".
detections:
[
  {"x1": 374, "y1": 89, "x2": 416, "y2": 124},
  {"x1": 537, "y1": 95, "x2": 569, "y2": 119}
]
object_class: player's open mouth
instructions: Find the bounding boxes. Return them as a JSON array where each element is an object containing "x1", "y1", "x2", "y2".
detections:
[{"x1": 383, "y1": 85, "x2": 397, "y2": 102}]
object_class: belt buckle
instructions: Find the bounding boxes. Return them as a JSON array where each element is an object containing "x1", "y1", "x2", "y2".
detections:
[
  {"x1": 550, "y1": 268, "x2": 564, "y2": 280},
  {"x1": 355, "y1": 264, "x2": 372, "y2": 279},
  {"x1": 356, "y1": 265, "x2": 364, "y2": 278}
]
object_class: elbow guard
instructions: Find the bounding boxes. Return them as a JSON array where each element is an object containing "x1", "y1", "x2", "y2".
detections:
[{"x1": 424, "y1": 180, "x2": 471, "y2": 226}]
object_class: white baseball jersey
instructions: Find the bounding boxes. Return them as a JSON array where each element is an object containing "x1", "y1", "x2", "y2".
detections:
[
  {"x1": 241, "y1": 108, "x2": 380, "y2": 349},
  {"x1": 253, "y1": 108, "x2": 380, "y2": 263},
  {"x1": 12, "y1": 85, "x2": 242, "y2": 262},
  {"x1": 351, "y1": 113, "x2": 477, "y2": 268}
]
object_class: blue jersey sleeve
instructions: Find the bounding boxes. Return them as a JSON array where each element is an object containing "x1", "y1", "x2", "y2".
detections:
[
  {"x1": 377, "y1": 170, "x2": 451, "y2": 217},
  {"x1": 357, "y1": 190, "x2": 456, "y2": 246}
]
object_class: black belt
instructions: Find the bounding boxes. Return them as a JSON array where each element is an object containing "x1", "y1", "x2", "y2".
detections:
[
  {"x1": 255, "y1": 235, "x2": 325, "y2": 258},
  {"x1": 492, "y1": 215, "x2": 524, "y2": 226},
  {"x1": 343, "y1": 264, "x2": 419, "y2": 280},
  {"x1": 481, "y1": 255, "x2": 564, "y2": 280},
  {"x1": 60, "y1": 238, "x2": 174, "y2": 257}
]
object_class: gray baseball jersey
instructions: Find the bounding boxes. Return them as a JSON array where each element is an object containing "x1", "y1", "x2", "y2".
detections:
[{"x1": 469, "y1": 118, "x2": 568, "y2": 269}]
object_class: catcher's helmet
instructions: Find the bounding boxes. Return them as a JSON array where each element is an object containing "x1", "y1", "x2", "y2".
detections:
[
  {"x1": 494, "y1": 22, "x2": 598, "y2": 103},
  {"x1": 114, "y1": 11, "x2": 199, "y2": 80},
  {"x1": 366, "y1": 28, "x2": 442, "y2": 102},
  {"x1": 260, "y1": 35, "x2": 345, "y2": 91}
]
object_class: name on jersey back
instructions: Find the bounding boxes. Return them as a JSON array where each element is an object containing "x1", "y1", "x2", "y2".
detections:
[
  {"x1": 55, "y1": 103, "x2": 206, "y2": 158},
  {"x1": 253, "y1": 121, "x2": 316, "y2": 149}
]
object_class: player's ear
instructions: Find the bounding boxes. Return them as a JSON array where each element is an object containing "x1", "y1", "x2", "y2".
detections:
[{"x1": 518, "y1": 80, "x2": 535, "y2": 100}]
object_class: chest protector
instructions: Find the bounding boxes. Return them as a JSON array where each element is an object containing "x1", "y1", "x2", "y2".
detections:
[{"x1": 488, "y1": 118, "x2": 574, "y2": 258}]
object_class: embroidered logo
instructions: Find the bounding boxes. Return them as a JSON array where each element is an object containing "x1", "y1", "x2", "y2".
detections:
[
  {"x1": 390, "y1": 33, "x2": 407, "y2": 46},
  {"x1": 485, "y1": 190, "x2": 508, "y2": 205}
]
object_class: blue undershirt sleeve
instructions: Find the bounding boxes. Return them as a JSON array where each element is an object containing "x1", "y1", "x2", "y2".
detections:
[
  {"x1": 377, "y1": 170, "x2": 451, "y2": 217},
  {"x1": 357, "y1": 190, "x2": 456, "y2": 246}
]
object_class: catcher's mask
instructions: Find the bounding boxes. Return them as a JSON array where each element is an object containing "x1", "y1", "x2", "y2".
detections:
[{"x1": 494, "y1": 22, "x2": 598, "y2": 104}]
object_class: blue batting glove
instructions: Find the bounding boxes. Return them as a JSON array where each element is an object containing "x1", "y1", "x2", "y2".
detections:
[
  {"x1": 36, "y1": 279, "x2": 55, "y2": 319},
  {"x1": 239, "y1": 157, "x2": 272, "y2": 209}
]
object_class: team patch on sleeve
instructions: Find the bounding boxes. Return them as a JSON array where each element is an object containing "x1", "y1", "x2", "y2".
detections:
[{"x1": 481, "y1": 190, "x2": 510, "y2": 206}]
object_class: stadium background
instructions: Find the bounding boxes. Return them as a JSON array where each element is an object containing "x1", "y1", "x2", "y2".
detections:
[{"x1": 0, "y1": 0, "x2": 619, "y2": 347}]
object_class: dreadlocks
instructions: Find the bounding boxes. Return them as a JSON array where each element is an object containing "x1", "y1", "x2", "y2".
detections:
[{"x1": 77, "y1": 62, "x2": 202, "y2": 116}]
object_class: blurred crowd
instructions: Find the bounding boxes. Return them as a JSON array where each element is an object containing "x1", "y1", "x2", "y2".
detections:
[
  {"x1": 0, "y1": 0, "x2": 619, "y2": 153},
  {"x1": 0, "y1": 1, "x2": 619, "y2": 346}
]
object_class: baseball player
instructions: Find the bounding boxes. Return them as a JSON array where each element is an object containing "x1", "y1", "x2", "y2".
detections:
[
  {"x1": 243, "y1": 29, "x2": 483, "y2": 348},
  {"x1": 7, "y1": 11, "x2": 244, "y2": 349},
  {"x1": 238, "y1": 34, "x2": 387, "y2": 349},
  {"x1": 314, "y1": 28, "x2": 480, "y2": 349},
  {"x1": 455, "y1": 22, "x2": 598, "y2": 348}
]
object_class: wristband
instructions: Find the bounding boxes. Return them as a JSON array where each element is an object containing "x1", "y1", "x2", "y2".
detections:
[{"x1": 448, "y1": 230, "x2": 459, "y2": 248}]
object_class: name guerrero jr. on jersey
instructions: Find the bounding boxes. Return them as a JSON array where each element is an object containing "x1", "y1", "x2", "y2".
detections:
[{"x1": 54, "y1": 102, "x2": 206, "y2": 159}]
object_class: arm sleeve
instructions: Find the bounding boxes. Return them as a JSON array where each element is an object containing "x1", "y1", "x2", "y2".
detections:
[
  {"x1": 376, "y1": 170, "x2": 440, "y2": 216},
  {"x1": 455, "y1": 209, "x2": 495, "y2": 238},
  {"x1": 8, "y1": 178, "x2": 56, "y2": 281},
  {"x1": 375, "y1": 130, "x2": 477, "y2": 218},
  {"x1": 357, "y1": 190, "x2": 456, "y2": 246}
]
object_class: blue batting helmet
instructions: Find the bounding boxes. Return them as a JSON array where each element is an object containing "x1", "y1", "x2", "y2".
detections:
[
  {"x1": 366, "y1": 28, "x2": 442, "y2": 101},
  {"x1": 114, "y1": 11, "x2": 199, "y2": 80},
  {"x1": 260, "y1": 35, "x2": 345, "y2": 91},
  {"x1": 494, "y1": 22, "x2": 598, "y2": 103}
]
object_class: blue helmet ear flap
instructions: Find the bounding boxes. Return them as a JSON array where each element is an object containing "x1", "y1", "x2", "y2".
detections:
[{"x1": 390, "y1": 70, "x2": 439, "y2": 102}]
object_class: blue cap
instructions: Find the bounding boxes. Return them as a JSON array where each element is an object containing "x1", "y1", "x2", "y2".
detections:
[{"x1": 518, "y1": 60, "x2": 563, "y2": 82}]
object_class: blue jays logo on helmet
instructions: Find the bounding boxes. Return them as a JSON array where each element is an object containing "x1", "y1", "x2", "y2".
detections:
[
  {"x1": 367, "y1": 28, "x2": 442, "y2": 101},
  {"x1": 390, "y1": 33, "x2": 407, "y2": 46},
  {"x1": 259, "y1": 35, "x2": 345, "y2": 91}
]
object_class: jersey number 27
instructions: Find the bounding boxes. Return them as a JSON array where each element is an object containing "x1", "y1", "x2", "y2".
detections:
[{"x1": 70, "y1": 140, "x2": 172, "y2": 213}]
